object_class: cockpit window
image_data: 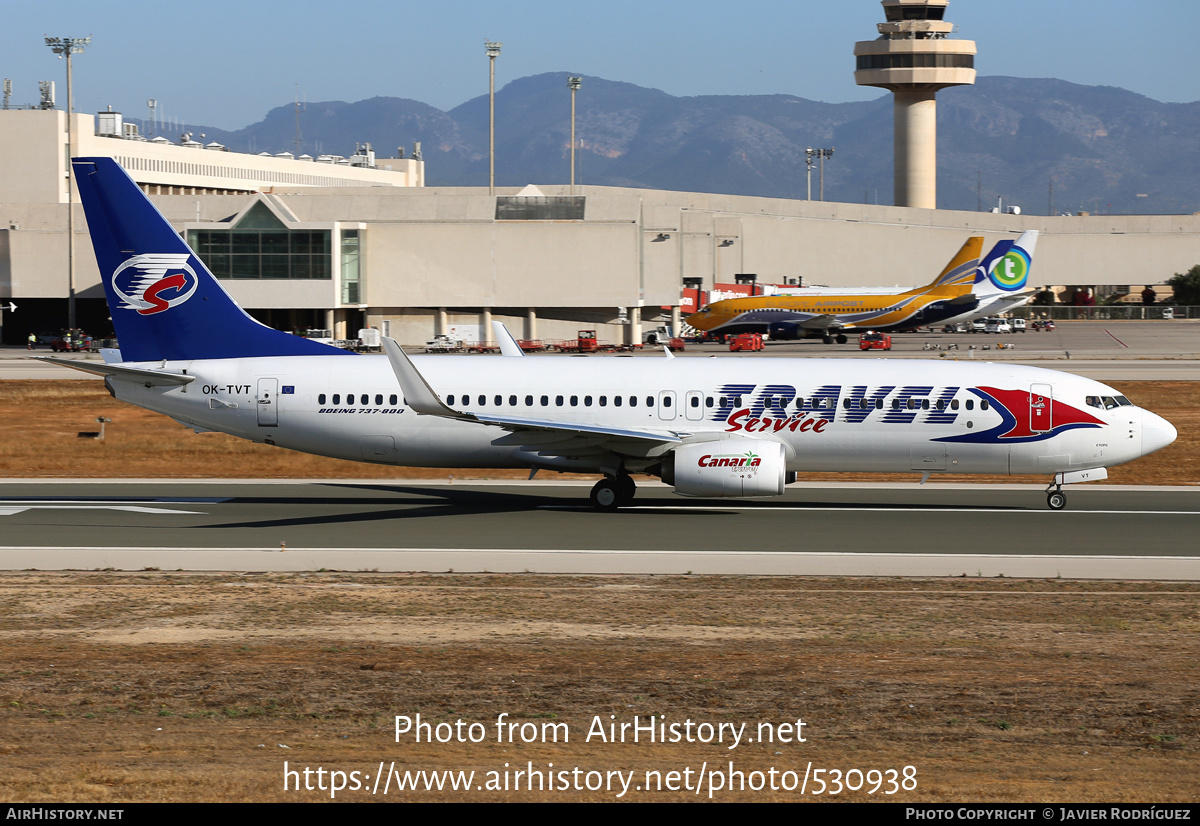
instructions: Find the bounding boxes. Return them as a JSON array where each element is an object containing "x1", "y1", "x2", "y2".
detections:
[
  {"x1": 1114, "y1": 396, "x2": 1132, "y2": 406},
  {"x1": 1085, "y1": 396, "x2": 1101, "y2": 409}
]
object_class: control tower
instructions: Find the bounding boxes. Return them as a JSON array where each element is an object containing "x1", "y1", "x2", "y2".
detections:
[{"x1": 854, "y1": 0, "x2": 975, "y2": 209}]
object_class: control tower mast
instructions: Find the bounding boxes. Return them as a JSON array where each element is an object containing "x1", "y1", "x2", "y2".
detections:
[{"x1": 854, "y1": 0, "x2": 975, "y2": 209}]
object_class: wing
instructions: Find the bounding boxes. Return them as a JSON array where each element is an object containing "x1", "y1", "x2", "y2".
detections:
[
  {"x1": 794, "y1": 314, "x2": 845, "y2": 332},
  {"x1": 382, "y1": 337, "x2": 684, "y2": 461}
]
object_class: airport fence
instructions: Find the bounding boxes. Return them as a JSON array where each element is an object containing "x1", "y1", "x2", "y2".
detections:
[{"x1": 1012, "y1": 306, "x2": 1200, "y2": 321}]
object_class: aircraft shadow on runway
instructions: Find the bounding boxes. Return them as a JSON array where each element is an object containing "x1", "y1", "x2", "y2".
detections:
[{"x1": 193, "y1": 483, "x2": 1026, "y2": 531}]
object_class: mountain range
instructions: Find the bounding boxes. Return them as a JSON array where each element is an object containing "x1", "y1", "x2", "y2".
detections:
[{"x1": 148, "y1": 73, "x2": 1200, "y2": 215}]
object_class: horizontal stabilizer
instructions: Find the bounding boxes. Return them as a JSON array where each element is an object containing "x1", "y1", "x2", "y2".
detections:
[{"x1": 34, "y1": 357, "x2": 196, "y2": 386}]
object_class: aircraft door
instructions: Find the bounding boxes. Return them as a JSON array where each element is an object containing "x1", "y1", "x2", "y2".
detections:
[
  {"x1": 1030, "y1": 383, "x2": 1052, "y2": 433},
  {"x1": 658, "y1": 390, "x2": 677, "y2": 421},
  {"x1": 257, "y1": 378, "x2": 279, "y2": 427},
  {"x1": 685, "y1": 391, "x2": 704, "y2": 422}
]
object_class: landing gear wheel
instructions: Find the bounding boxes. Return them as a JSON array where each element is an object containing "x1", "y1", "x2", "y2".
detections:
[
  {"x1": 835, "y1": 334, "x2": 848, "y2": 344},
  {"x1": 616, "y1": 474, "x2": 636, "y2": 505},
  {"x1": 590, "y1": 479, "x2": 621, "y2": 511},
  {"x1": 822, "y1": 334, "x2": 834, "y2": 345},
  {"x1": 1047, "y1": 491, "x2": 1067, "y2": 510}
]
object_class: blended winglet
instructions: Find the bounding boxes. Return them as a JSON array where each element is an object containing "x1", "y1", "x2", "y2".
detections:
[
  {"x1": 381, "y1": 336, "x2": 463, "y2": 417},
  {"x1": 492, "y1": 321, "x2": 525, "y2": 357}
]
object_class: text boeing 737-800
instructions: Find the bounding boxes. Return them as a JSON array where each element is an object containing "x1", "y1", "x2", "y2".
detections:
[{"x1": 42, "y1": 158, "x2": 1175, "y2": 511}]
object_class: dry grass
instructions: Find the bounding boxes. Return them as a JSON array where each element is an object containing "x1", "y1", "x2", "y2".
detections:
[
  {"x1": 0, "y1": 380, "x2": 1196, "y2": 484},
  {"x1": 0, "y1": 573, "x2": 1198, "y2": 802}
]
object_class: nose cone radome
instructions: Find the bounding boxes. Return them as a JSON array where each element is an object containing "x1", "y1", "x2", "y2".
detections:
[{"x1": 1141, "y1": 409, "x2": 1178, "y2": 457}]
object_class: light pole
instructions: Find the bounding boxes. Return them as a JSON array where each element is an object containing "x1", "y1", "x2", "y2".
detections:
[
  {"x1": 568, "y1": 76, "x2": 581, "y2": 195},
  {"x1": 817, "y1": 147, "x2": 834, "y2": 201},
  {"x1": 485, "y1": 41, "x2": 502, "y2": 194},
  {"x1": 45, "y1": 35, "x2": 91, "y2": 332},
  {"x1": 804, "y1": 147, "x2": 815, "y2": 200}
]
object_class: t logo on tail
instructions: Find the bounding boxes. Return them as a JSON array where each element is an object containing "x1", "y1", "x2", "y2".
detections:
[
  {"x1": 987, "y1": 247, "x2": 1031, "y2": 292},
  {"x1": 112, "y1": 253, "x2": 198, "y2": 315}
]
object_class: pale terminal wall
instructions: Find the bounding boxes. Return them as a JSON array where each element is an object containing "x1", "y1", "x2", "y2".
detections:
[{"x1": 6, "y1": 174, "x2": 1200, "y2": 345}]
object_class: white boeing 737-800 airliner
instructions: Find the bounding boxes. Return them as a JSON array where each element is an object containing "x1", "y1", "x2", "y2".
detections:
[{"x1": 43, "y1": 158, "x2": 1176, "y2": 511}]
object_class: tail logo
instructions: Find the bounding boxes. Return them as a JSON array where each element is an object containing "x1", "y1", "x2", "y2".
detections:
[
  {"x1": 112, "y1": 254, "x2": 199, "y2": 315},
  {"x1": 988, "y1": 248, "x2": 1031, "y2": 292}
]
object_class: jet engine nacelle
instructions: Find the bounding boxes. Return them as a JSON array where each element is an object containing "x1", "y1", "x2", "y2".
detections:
[
  {"x1": 663, "y1": 439, "x2": 787, "y2": 498},
  {"x1": 767, "y1": 321, "x2": 801, "y2": 341}
]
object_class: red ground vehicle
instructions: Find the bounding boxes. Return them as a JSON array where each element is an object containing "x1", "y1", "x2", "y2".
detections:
[
  {"x1": 729, "y1": 333, "x2": 765, "y2": 352},
  {"x1": 50, "y1": 329, "x2": 94, "y2": 352},
  {"x1": 858, "y1": 331, "x2": 892, "y2": 351}
]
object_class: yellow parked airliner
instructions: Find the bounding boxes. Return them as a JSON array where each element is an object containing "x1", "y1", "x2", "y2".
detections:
[{"x1": 687, "y1": 233, "x2": 1036, "y2": 343}]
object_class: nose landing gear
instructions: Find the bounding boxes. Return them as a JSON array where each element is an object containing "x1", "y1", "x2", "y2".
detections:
[{"x1": 1044, "y1": 468, "x2": 1107, "y2": 510}]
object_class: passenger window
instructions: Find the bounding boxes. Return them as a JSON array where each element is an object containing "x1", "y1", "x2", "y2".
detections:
[
  {"x1": 663, "y1": 396, "x2": 672, "y2": 408},
  {"x1": 478, "y1": 395, "x2": 486, "y2": 406},
  {"x1": 525, "y1": 395, "x2": 533, "y2": 406},
  {"x1": 966, "y1": 400, "x2": 974, "y2": 410},
  {"x1": 332, "y1": 394, "x2": 340, "y2": 405},
  {"x1": 981, "y1": 400, "x2": 990, "y2": 411},
  {"x1": 556, "y1": 395, "x2": 564, "y2": 407},
  {"x1": 615, "y1": 396, "x2": 623, "y2": 407},
  {"x1": 447, "y1": 394, "x2": 455, "y2": 406},
  {"x1": 951, "y1": 399, "x2": 959, "y2": 410},
  {"x1": 390, "y1": 395, "x2": 398, "y2": 406},
  {"x1": 907, "y1": 399, "x2": 915, "y2": 410},
  {"x1": 646, "y1": 396, "x2": 654, "y2": 407},
  {"x1": 541, "y1": 395, "x2": 549, "y2": 406},
  {"x1": 347, "y1": 394, "x2": 355, "y2": 405},
  {"x1": 875, "y1": 399, "x2": 884, "y2": 410},
  {"x1": 630, "y1": 396, "x2": 637, "y2": 407},
  {"x1": 375, "y1": 394, "x2": 383, "y2": 406},
  {"x1": 705, "y1": 397, "x2": 713, "y2": 408},
  {"x1": 584, "y1": 395, "x2": 593, "y2": 406},
  {"x1": 361, "y1": 394, "x2": 368, "y2": 405},
  {"x1": 891, "y1": 399, "x2": 899, "y2": 410},
  {"x1": 600, "y1": 396, "x2": 607, "y2": 407},
  {"x1": 571, "y1": 395, "x2": 579, "y2": 406},
  {"x1": 494, "y1": 395, "x2": 503, "y2": 406},
  {"x1": 509, "y1": 395, "x2": 517, "y2": 406},
  {"x1": 318, "y1": 394, "x2": 327, "y2": 404}
]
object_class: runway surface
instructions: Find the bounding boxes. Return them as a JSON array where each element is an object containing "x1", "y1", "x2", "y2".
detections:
[{"x1": 1, "y1": 480, "x2": 1197, "y2": 579}]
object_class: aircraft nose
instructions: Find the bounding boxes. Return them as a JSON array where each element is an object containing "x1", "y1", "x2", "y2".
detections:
[{"x1": 1140, "y1": 409, "x2": 1177, "y2": 457}]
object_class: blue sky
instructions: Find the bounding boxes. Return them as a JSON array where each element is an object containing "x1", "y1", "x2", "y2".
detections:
[{"x1": 6, "y1": 0, "x2": 1198, "y2": 131}]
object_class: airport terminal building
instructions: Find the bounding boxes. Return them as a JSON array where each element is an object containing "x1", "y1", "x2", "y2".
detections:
[{"x1": 2, "y1": 107, "x2": 1198, "y2": 346}]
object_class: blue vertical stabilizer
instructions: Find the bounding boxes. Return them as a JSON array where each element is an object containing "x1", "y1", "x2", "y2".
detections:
[{"x1": 71, "y1": 157, "x2": 352, "y2": 361}]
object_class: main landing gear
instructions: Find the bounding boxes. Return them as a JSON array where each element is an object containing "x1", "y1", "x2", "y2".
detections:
[
  {"x1": 590, "y1": 474, "x2": 637, "y2": 512},
  {"x1": 821, "y1": 333, "x2": 849, "y2": 345}
]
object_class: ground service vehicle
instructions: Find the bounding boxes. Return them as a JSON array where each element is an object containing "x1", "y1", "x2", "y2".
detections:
[{"x1": 859, "y1": 332, "x2": 892, "y2": 351}]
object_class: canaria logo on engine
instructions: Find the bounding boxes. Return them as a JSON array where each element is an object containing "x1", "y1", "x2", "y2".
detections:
[
  {"x1": 112, "y1": 253, "x2": 199, "y2": 315},
  {"x1": 987, "y1": 247, "x2": 1031, "y2": 292}
]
